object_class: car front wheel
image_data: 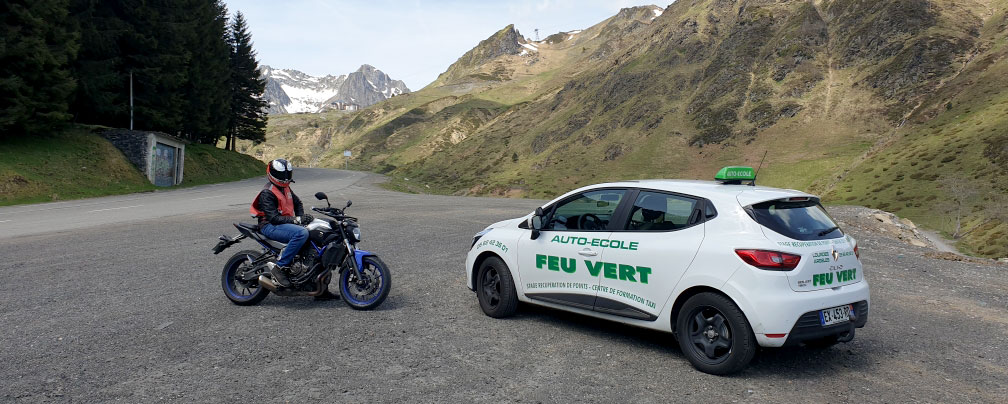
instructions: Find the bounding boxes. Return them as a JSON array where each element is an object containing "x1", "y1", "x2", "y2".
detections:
[
  {"x1": 476, "y1": 256, "x2": 518, "y2": 318},
  {"x1": 676, "y1": 292, "x2": 756, "y2": 375}
]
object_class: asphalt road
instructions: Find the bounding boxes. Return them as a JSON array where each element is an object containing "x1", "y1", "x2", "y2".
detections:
[{"x1": 1, "y1": 170, "x2": 1005, "y2": 402}]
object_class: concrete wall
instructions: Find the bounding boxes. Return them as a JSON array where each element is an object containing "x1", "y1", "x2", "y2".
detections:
[{"x1": 101, "y1": 129, "x2": 185, "y2": 186}]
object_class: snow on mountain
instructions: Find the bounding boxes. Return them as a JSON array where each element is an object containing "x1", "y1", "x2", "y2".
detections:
[{"x1": 259, "y1": 65, "x2": 410, "y2": 114}]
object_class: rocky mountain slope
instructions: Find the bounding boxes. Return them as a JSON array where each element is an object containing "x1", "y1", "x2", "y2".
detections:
[
  {"x1": 247, "y1": 0, "x2": 1008, "y2": 258},
  {"x1": 259, "y1": 65, "x2": 408, "y2": 114}
]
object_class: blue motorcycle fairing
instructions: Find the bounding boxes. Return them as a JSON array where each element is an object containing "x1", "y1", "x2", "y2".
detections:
[{"x1": 354, "y1": 249, "x2": 374, "y2": 270}]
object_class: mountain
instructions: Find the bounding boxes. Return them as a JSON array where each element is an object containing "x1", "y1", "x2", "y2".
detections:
[
  {"x1": 325, "y1": 64, "x2": 409, "y2": 108},
  {"x1": 258, "y1": 65, "x2": 409, "y2": 114},
  {"x1": 248, "y1": 1, "x2": 1008, "y2": 258}
]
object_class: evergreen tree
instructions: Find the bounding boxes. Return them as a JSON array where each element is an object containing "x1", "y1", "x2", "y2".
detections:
[
  {"x1": 69, "y1": 0, "x2": 127, "y2": 128},
  {"x1": 227, "y1": 11, "x2": 267, "y2": 150},
  {"x1": 118, "y1": 0, "x2": 190, "y2": 134},
  {"x1": 0, "y1": 0, "x2": 79, "y2": 137},
  {"x1": 181, "y1": 0, "x2": 231, "y2": 144}
]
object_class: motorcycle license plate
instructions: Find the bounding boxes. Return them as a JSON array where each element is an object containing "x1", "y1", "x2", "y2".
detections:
[{"x1": 820, "y1": 304, "x2": 853, "y2": 326}]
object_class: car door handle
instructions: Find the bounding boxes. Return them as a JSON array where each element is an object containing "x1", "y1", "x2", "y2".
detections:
[{"x1": 578, "y1": 249, "x2": 598, "y2": 257}]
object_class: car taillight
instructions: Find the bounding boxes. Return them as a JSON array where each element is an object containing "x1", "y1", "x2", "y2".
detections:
[
  {"x1": 735, "y1": 249, "x2": 801, "y2": 271},
  {"x1": 854, "y1": 245, "x2": 860, "y2": 260}
]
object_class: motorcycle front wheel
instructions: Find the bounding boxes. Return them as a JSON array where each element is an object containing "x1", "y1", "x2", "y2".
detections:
[
  {"x1": 221, "y1": 250, "x2": 270, "y2": 305},
  {"x1": 340, "y1": 255, "x2": 391, "y2": 310}
]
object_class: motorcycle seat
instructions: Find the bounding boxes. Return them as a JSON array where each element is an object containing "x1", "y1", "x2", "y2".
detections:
[
  {"x1": 237, "y1": 222, "x2": 260, "y2": 232},
  {"x1": 236, "y1": 222, "x2": 286, "y2": 250}
]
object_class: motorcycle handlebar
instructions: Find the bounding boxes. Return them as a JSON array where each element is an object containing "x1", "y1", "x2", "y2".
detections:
[{"x1": 312, "y1": 206, "x2": 346, "y2": 219}]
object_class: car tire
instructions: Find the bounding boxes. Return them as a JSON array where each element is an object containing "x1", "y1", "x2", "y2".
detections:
[
  {"x1": 476, "y1": 256, "x2": 518, "y2": 318},
  {"x1": 675, "y1": 292, "x2": 756, "y2": 375}
]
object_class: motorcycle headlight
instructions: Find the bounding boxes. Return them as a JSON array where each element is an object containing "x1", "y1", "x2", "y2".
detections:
[{"x1": 351, "y1": 226, "x2": 362, "y2": 242}]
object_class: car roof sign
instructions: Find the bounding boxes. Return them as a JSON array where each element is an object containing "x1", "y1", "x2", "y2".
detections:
[{"x1": 715, "y1": 166, "x2": 756, "y2": 183}]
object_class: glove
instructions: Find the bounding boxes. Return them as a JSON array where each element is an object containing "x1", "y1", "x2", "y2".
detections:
[{"x1": 298, "y1": 214, "x2": 314, "y2": 225}]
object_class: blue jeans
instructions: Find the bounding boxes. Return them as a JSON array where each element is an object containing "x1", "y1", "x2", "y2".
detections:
[{"x1": 260, "y1": 223, "x2": 308, "y2": 267}]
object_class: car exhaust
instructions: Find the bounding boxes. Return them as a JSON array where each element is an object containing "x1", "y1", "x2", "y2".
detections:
[{"x1": 838, "y1": 311, "x2": 858, "y2": 343}]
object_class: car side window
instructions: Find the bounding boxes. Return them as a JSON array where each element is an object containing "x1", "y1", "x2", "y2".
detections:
[
  {"x1": 545, "y1": 189, "x2": 626, "y2": 231},
  {"x1": 624, "y1": 191, "x2": 699, "y2": 231}
]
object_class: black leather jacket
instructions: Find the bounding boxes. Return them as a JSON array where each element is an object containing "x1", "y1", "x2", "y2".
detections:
[{"x1": 256, "y1": 183, "x2": 304, "y2": 225}]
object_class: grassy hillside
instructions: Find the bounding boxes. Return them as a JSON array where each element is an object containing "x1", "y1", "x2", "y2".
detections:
[
  {"x1": 247, "y1": 0, "x2": 1008, "y2": 257},
  {"x1": 181, "y1": 143, "x2": 264, "y2": 186},
  {"x1": 0, "y1": 126, "x2": 263, "y2": 206}
]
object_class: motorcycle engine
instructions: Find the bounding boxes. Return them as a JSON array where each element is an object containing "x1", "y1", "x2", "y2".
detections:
[{"x1": 289, "y1": 252, "x2": 318, "y2": 278}]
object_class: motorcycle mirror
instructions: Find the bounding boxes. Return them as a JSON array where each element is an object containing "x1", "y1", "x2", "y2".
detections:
[
  {"x1": 345, "y1": 200, "x2": 352, "y2": 209},
  {"x1": 314, "y1": 192, "x2": 328, "y2": 201}
]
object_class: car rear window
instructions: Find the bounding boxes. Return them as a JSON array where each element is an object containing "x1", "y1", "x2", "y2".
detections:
[{"x1": 747, "y1": 199, "x2": 842, "y2": 240}]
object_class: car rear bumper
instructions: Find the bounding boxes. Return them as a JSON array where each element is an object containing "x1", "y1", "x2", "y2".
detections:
[
  {"x1": 725, "y1": 269, "x2": 870, "y2": 347},
  {"x1": 781, "y1": 300, "x2": 869, "y2": 346}
]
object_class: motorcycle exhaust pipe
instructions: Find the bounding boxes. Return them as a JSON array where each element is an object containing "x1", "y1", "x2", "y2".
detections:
[
  {"x1": 307, "y1": 271, "x2": 332, "y2": 296},
  {"x1": 258, "y1": 274, "x2": 279, "y2": 292}
]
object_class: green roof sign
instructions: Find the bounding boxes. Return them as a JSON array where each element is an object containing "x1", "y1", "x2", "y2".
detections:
[{"x1": 715, "y1": 166, "x2": 755, "y2": 182}]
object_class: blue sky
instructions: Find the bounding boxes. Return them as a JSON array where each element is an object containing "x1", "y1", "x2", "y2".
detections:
[{"x1": 225, "y1": 0, "x2": 661, "y2": 90}]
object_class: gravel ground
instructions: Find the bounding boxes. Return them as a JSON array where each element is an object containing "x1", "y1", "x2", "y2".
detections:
[{"x1": 1, "y1": 177, "x2": 1005, "y2": 402}]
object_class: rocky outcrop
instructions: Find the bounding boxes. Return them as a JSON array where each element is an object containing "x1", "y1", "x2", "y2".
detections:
[
  {"x1": 432, "y1": 25, "x2": 523, "y2": 85},
  {"x1": 324, "y1": 64, "x2": 409, "y2": 107}
]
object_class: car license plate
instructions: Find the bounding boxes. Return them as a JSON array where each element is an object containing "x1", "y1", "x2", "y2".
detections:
[{"x1": 820, "y1": 304, "x2": 853, "y2": 326}]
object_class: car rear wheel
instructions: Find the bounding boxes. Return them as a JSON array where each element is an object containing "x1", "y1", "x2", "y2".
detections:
[
  {"x1": 476, "y1": 256, "x2": 518, "y2": 318},
  {"x1": 676, "y1": 292, "x2": 756, "y2": 375}
]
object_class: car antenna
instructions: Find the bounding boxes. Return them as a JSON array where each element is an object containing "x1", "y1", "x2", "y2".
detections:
[{"x1": 752, "y1": 150, "x2": 767, "y2": 186}]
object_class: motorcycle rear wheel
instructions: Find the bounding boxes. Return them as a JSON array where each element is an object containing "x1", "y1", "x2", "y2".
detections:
[
  {"x1": 340, "y1": 256, "x2": 391, "y2": 310},
  {"x1": 221, "y1": 250, "x2": 270, "y2": 305}
]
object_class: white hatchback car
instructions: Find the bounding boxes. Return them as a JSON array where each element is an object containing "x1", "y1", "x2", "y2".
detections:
[{"x1": 465, "y1": 167, "x2": 869, "y2": 374}]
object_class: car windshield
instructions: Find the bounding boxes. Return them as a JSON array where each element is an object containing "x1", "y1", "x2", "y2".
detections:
[{"x1": 748, "y1": 199, "x2": 841, "y2": 241}]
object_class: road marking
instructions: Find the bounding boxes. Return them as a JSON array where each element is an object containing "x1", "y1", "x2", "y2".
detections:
[
  {"x1": 88, "y1": 205, "x2": 143, "y2": 213},
  {"x1": 191, "y1": 195, "x2": 226, "y2": 201},
  {"x1": 0, "y1": 220, "x2": 10, "y2": 223}
]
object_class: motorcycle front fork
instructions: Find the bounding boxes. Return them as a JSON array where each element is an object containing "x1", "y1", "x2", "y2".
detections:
[{"x1": 343, "y1": 239, "x2": 364, "y2": 279}]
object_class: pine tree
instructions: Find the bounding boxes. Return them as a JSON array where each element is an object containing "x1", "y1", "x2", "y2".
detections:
[
  {"x1": 121, "y1": 0, "x2": 190, "y2": 134},
  {"x1": 227, "y1": 11, "x2": 267, "y2": 150},
  {"x1": 181, "y1": 0, "x2": 231, "y2": 144},
  {"x1": 0, "y1": 0, "x2": 79, "y2": 137},
  {"x1": 69, "y1": 0, "x2": 121, "y2": 127}
]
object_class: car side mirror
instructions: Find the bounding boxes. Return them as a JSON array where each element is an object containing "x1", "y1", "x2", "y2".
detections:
[{"x1": 530, "y1": 207, "x2": 544, "y2": 240}]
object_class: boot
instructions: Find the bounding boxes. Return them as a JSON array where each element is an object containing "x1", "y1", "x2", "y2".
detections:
[{"x1": 267, "y1": 262, "x2": 292, "y2": 288}]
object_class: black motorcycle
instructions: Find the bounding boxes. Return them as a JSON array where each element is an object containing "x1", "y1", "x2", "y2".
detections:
[{"x1": 212, "y1": 192, "x2": 390, "y2": 310}]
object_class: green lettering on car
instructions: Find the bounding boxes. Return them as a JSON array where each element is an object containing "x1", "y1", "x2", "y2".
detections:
[
  {"x1": 536, "y1": 254, "x2": 548, "y2": 269},
  {"x1": 547, "y1": 255, "x2": 560, "y2": 271},
  {"x1": 618, "y1": 264, "x2": 636, "y2": 282},
  {"x1": 603, "y1": 262, "x2": 617, "y2": 279},
  {"x1": 586, "y1": 260, "x2": 604, "y2": 277},
  {"x1": 561, "y1": 257, "x2": 576, "y2": 273}
]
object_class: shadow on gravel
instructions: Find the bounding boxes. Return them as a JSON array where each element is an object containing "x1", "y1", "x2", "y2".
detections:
[
  {"x1": 252, "y1": 292, "x2": 407, "y2": 312},
  {"x1": 745, "y1": 344, "x2": 874, "y2": 378},
  {"x1": 516, "y1": 303, "x2": 874, "y2": 377},
  {"x1": 517, "y1": 304, "x2": 681, "y2": 354}
]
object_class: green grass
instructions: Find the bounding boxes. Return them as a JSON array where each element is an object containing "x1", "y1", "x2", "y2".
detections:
[
  {"x1": 0, "y1": 126, "x2": 263, "y2": 206},
  {"x1": 180, "y1": 143, "x2": 264, "y2": 186}
]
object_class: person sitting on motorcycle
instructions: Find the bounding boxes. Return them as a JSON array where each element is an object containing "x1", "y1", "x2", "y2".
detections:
[{"x1": 250, "y1": 158, "x2": 313, "y2": 288}]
